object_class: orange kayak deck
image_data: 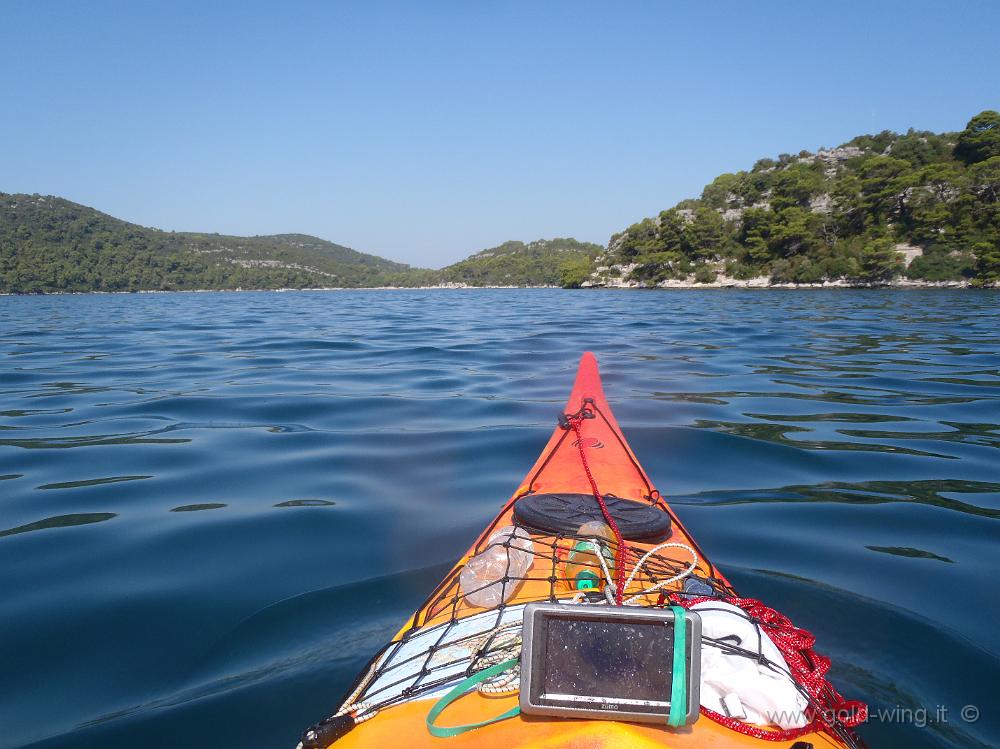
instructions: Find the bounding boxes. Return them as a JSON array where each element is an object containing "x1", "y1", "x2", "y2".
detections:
[
  {"x1": 314, "y1": 353, "x2": 854, "y2": 749},
  {"x1": 336, "y1": 697, "x2": 845, "y2": 748}
]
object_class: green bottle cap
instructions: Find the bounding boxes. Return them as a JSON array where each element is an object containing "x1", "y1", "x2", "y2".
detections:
[{"x1": 575, "y1": 571, "x2": 600, "y2": 591}]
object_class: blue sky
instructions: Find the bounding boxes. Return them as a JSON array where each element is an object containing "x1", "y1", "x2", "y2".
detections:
[{"x1": 3, "y1": 1, "x2": 998, "y2": 267}]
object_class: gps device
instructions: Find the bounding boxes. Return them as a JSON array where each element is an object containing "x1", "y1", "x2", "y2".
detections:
[{"x1": 519, "y1": 602, "x2": 701, "y2": 726}]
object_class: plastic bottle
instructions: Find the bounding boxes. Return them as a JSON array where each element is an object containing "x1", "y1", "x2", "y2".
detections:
[
  {"x1": 459, "y1": 526, "x2": 534, "y2": 608},
  {"x1": 564, "y1": 520, "x2": 617, "y2": 591}
]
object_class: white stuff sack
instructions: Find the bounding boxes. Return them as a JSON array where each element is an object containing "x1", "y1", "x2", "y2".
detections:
[{"x1": 691, "y1": 600, "x2": 810, "y2": 729}]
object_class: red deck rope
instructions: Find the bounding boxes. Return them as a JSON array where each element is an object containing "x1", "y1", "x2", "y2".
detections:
[
  {"x1": 676, "y1": 595, "x2": 868, "y2": 741},
  {"x1": 565, "y1": 407, "x2": 629, "y2": 605}
]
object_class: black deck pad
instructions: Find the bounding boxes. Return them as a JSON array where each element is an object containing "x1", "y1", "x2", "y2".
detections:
[{"x1": 513, "y1": 493, "x2": 671, "y2": 542}]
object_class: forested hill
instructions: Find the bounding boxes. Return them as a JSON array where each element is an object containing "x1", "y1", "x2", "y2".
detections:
[
  {"x1": 595, "y1": 110, "x2": 1000, "y2": 287},
  {"x1": 0, "y1": 194, "x2": 601, "y2": 292},
  {"x1": 4, "y1": 111, "x2": 999, "y2": 292},
  {"x1": 0, "y1": 195, "x2": 419, "y2": 293},
  {"x1": 437, "y1": 239, "x2": 601, "y2": 287}
]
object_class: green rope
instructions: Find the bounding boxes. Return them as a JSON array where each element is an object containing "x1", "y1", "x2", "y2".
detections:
[
  {"x1": 428, "y1": 609, "x2": 690, "y2": 735},
  {"x1": 667, "y1": 606, "x2": 688, "y2": 727},
  {"x1": 426, "y1": 658, "x2": 520, "y2": 738}
]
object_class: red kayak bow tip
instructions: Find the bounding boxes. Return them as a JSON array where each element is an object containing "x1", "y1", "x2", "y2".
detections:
[{"x1": 565, "y1": 351, "x2": 611, "y2": 420}]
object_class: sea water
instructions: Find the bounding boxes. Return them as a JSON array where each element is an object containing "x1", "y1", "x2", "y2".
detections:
[{"x1": 1, "y1": 289, "x2": 998, "y2": 749}]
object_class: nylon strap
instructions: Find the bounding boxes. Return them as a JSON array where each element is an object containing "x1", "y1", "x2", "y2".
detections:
[
  {"x1": 426, "y1": 658, "x2": 520, "y2": 738},
  {"x1": 668, "y1": 606, "x2": 688, "y2": 727}
]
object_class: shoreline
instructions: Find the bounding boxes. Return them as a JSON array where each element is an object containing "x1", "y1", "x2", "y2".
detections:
[{"x1": 0, "y1": 279, "x2": 981, "y2": 296}]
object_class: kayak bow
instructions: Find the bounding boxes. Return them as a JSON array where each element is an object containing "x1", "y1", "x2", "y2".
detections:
[{"x1": 300, "y1": 353, "x2": 863, "y2": 749}]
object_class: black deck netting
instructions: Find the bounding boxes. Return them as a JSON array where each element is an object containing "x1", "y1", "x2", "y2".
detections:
[{"x1": 327, "y1": 515, "x2": 731, "y2": 719}]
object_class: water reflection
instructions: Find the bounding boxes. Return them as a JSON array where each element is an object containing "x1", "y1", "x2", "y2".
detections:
[
  {"x1": 672, "y1": 479, "x2": 1000, "y2": 518},
  {"x1": 0, "y1": 512, "x2": 117, "y2": 539},
  {"x1": 37, "y1": 475, "x2": 152, "y2": 490},
  {"x1": 691, "y1": 419, "x2": 958, "y2": 457},
  {"x1": 866, "y1": 546, "x2": 955, "y2": 564}
]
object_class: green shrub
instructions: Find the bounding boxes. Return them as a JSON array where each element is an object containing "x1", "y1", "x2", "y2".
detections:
[{"x1": 693, "y1": 265, "x2": 718, "y2": 284}]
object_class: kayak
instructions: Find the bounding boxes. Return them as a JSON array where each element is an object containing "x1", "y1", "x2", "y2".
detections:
[{"x1": 299, "y1": 353, "x2": 866, "y2": 749}]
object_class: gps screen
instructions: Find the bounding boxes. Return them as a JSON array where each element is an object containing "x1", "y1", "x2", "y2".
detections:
[{"x1": 541, "y1": 616, "x2": 673, "y2": 704}]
